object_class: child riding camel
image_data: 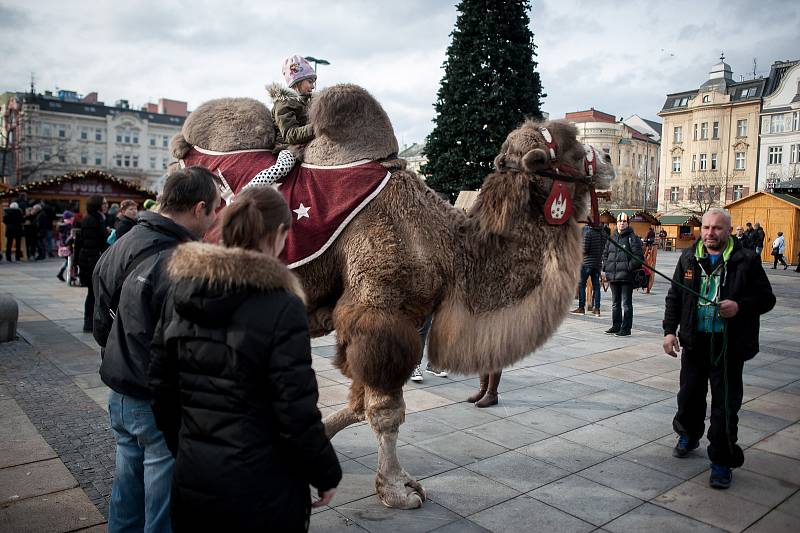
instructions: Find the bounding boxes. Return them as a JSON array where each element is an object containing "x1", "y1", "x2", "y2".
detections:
[{"x1": 267, "y1": 54, "x2": 317, "y2": 152}]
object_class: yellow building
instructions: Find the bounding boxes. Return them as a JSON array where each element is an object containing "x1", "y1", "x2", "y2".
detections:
[{"x1": 657, "y1": 56, "x2": 763, "y2": 215}]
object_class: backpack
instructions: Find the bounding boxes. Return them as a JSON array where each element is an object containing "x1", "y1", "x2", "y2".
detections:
[{"x1": 107, "y1": 241, "x2": 174, "y2": 320}]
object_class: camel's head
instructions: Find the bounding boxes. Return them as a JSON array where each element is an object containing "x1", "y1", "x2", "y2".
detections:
[
  {"x1": 170, "y1": 97, "x2": 275, "y2": 159},
  {"x1": 494, "y1": 119, "x2": 615, "y2": 190},
  {"x1": 304, "y1": 84, "x2": 399, "y2": 165}
]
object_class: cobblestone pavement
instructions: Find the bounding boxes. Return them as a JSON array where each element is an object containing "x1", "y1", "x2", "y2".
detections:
[{"x1": 1, "y1": 254, "x2": 799, "y2": 532}]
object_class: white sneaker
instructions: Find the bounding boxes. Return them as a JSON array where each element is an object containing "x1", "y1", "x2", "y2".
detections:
[
  {"x1": 410, "y1": 365, "x2": 423, "y2": 382},
  {"x1": 425, "y1": 365, "x2": 448, "y2": 378}
]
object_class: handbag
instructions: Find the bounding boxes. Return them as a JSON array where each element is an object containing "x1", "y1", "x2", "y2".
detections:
[
  {"x1": 772, "y1": 246, "x2": 780, "y2": 256},
  {"x1": 57, "y1": 245, "x2": 72, "y2": 257}
]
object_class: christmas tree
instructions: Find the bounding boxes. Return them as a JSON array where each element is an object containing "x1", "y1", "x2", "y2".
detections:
[{"x1": 423, "y1": 0, "x2": 544, "y2": 199}]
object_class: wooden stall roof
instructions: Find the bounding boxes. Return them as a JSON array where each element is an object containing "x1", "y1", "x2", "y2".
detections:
[
  {"x1": 0, "y1": 170, "x2": 156, "y2": 200},
  {"x1": 454, "y1": 190, "x2": 480, "y2": 212},
  {"x1": 659, "y1": 215, "x2": 702, "y2": 226},
  {"x1": 725, "y1": 191, "x2": 800, "y2": 210},
  {"x1": 599, "y1": 209, "x2": 660, "y2": 225}
]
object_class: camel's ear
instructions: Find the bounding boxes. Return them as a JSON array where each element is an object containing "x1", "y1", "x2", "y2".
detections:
[
  {"x1": 522, "y1": 148, "x2": 550, "y2": 172},
  {"x1": 170, "y1": 133, "x2": 191, "y2": 159},
  {"x1": 493, "y1": 154, "x2": 506, "y2": 171}
]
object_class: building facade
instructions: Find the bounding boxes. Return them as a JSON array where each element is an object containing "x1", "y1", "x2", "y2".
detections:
[
  {"x1": 1, "y1": 89, "x2": 187, "y2": 188},
  {"x1": 565, "y1": 109, "x2": 661, "y2": 209},
  {"x1": 657, "y1": 57, "x2": 764, "y2": 214},
  {"x1": 759, "y1": 61, "x2": 800, "y2": 191},
  {"x1": 398, "y1": 142, "x2": 427, "y2": 175}
]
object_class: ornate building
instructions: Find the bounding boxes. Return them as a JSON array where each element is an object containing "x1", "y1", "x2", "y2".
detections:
[
  {"x1": 759, "y1": 60, "x2": 800, "y2": 191},
  {"x1": 1, "y1": 89, "x2": 187, "y2": 188},
  {"x1": 657, "y1": 56, "x2": 764, "y2": 214},
  {"x1": 564, "y1": 109, "x2": 660, "y2": 209}
]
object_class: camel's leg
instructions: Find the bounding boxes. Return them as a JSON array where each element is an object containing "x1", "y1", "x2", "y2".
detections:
[
  {"x1": 365, "y1": 386, "x2": 425, "y2": 509},
  {"x1": 323, "y1": 382, "x2": 366, "y2": 439}
]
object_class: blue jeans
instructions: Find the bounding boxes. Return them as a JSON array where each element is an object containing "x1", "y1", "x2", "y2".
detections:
[
  {"x1": 578, "y1": 266, "x2": 601, "y2": 310},
  {"x1": 108, "y1": 390, "x2": 174, "y2": 533},
  {"x1": 610, "y1": 282, "x2": 633, "y2": 332}
]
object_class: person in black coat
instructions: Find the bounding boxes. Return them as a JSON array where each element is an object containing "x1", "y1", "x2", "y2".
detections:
[
  {"x1": 113, "y1": 199, "x2": 139, "y2": 241},
  {"x1": 663, "y1": 209, "x2": 775, "y2": 489},
  {"x1": 571, "y1": 224, "x2": 605, "y2": 316},
  {"x1": 3, "y1": 202, "x2": 24, "y2": 261},
  {"x1": 23, "y1": 207, "x2": 38, "y2": 260},
  {"x1": 149, "y1": 186, "x2": 341, "y2": 533},
  {"x1": 74, "y1": 195, "x2": 108, "y2": 331},
  {"x1": 602, "y1": 213, "x2": 643, "y2": 336}
]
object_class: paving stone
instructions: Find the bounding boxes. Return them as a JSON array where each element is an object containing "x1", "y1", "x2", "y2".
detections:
[
  {"x1": 621, "y1": 442, "x2": 710, "y2": 480},
  {"x1": 580, "y1": 457, "x2": 683, "y2": 500},
  {"x1": 396, "y1": 412, "x2": 458, "y2": 444},
  {"x1": 507, "y1": 406, "x2": 590, "y2": 436},
  {"x1": 744, "y1": 510, "x2": 797, "y2": 533},
  {"x1": 421, "y1": 468, "x2": 520, "y2": 516},
  {"x1": 355, "y1": 444, "x2": 459, "y2": 480},
  {"x1": 429, "y1": 518, "x2": 490, "y2": 532},
  {"x1": 469, "y1": 494, "x2": 594, "y2": 533},
  {"x1": 560, "y1": 423, "x2": 649, "y2": 455},
  {"x1": 0, "y1": 458, "x2": 78, "y2": 503},
  {"x1": 334, "y1": 460, "x2": 382, "y2": 506},
  {"x1": 331, "y1": 423, "x2": 383, "y2": 459},
  {"x1": 753, "y1": 423, "x2": 800, "y2": 460},
  {"x1": 424, "y1": 403, "x2": 501, "y2": 431},
  {"x1": 415, "y1": 431, "x2": 507, "y2": 466},
  {"x1": 423, "y1": 381, "x2": 482, "y2": 403},
  {"x1": 744, "y1": 398, "x2": 800, "y2": 423},
  {"x1": 0, "y1": 488, "x2": 105, "y2": 533},
  {"x1": 310, "y1": 508, "x2": 367, "y2": 532},
  {"x1": 518, "y1": 436, "x2": 612, "y2": 473},
  {"x1": 528, "y1": 474, "x2": 642, "y2": 526},
  {"x1": 603, "y1": 502, "x2": 725, "y2": 533},
  {"x1": 775, "y1": 490, "x2": 800, "y2": 518},
  {"x1": 465, "y1": 450, "x2": 570, "y2": 492},
  {"x1": 596, "y1": 410, "x2": 673, "y2": 441},
  {"x1": 465, "y1": 418, "x2": 550, "y2": 449},
  {"x1": 335, "y1": 495, "x2": 461, "y2": 533},
  {"x1": 654, "y1": 481, "x2": 770, "y2": 532},
  {"x1": 0, "y1": 414, "x2": 58, "y2": 468},
  {"x1": 687, "y1": 467, "x2": 798, "y2": 508},
  {"x1": 548, "y1": 397, "x2": 625, "y2": 422},
  {"x1": 403, "y1": 388, "x2": 455, "y2": 413}
]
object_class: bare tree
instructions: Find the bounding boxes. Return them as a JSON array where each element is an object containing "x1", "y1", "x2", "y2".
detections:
[
  {"x1": 683, "y1": 171, "x2": 732, "y2": 217},
  {"x1": 17, "y1": 137, "x2": 75, "y2": 183}
]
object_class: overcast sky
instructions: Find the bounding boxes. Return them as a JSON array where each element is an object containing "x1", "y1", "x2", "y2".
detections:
[{"x1": 2, "y1": 0, "x2": 798, "y2": 146}]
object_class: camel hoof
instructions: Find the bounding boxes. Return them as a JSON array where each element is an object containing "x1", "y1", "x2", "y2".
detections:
[{"x1": 377, "y1": 475, "x2": 426, "y2": 509}]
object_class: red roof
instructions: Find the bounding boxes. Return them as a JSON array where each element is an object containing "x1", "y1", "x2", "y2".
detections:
[{"x1": 565, "y1": 108, "x2": 617, "y2": 123}]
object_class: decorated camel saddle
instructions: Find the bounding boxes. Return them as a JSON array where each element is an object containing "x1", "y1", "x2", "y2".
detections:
[{"x1": 172, "y1": 98, "x2": 391, "y2": 268}]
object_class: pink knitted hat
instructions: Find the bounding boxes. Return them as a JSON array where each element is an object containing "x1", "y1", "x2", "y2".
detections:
[{"x1": 282, "y1": 55, "x2": 317, "y2": 88}]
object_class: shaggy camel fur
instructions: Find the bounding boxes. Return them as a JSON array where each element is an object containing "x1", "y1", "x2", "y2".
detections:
[{"x1": 170, "y1": 84, "x2": 614, "y2": 509}]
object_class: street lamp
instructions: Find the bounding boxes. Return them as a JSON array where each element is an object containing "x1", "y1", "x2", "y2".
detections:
[{"x1": 304, "y1": 56, "x2": 330, "y2": 72}]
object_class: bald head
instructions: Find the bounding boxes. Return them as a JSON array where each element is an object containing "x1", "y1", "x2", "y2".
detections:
[{"x1": 701, "y1": 208, "x2": 732, "y2": 253}]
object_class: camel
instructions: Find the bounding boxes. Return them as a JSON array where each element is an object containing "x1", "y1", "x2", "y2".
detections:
[{"x1": 171, "y1": 84, "x2": 615, "y2": 509}]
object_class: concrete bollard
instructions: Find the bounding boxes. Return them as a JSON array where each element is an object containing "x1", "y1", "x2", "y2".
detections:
[{"x1": 0, "y1": 293, "x2": 19, "y2": 342}]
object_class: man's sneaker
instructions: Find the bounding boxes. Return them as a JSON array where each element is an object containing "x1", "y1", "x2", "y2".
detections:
[
  {"x1": 605, "y1": 327, "x2": 620, "y2": 335},
  {"x1": 425, "y1": 364, "x2": 448, "y2": 378},
  {"x1": 615, "y1": 330, "x2": 631, "y2": 337},
  {"x1": 591, "y1": 308, "x2": 601, "y2": 317},
  {"x1": 672, "y1": 435, "x2": 699, "y2": 458},
  {"x1": 410, "y1": 365, "x2": 423, "y2": 383},
  {"x1": 570, "y1": 307, "x2": 585, "y2": 315},
  {"x1": 709, "y1": 463, "x2": 732, "y2": 489}
]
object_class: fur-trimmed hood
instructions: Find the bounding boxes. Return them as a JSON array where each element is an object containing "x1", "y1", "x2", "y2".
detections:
[
  {"x1": 267, "y1": 82, "x2": 308, "y2": 104},
  {"x1": 168, "y1": 242, "x2": 305, "y2": 302}
]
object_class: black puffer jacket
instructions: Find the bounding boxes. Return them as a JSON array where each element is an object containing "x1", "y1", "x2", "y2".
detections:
[
  {"x1": 114, "y1": 215, "x2": 136, "y2": 241},
  {"x1": 148, "y1": 242, "x2": 341, "y2": 532},
  {"x1": 602, "y1": 226, "x2": 643, "y2": 283},
  {"x1": 94, "y1": 212, "x2": 196, "y2": 398},
  {"x1": 663, "y1": 238, "x2": 775, "y2": 360},
  {"x1": 75, "y1": 211, "x2": 108, "y2": 279},
  {"x1": 582, "y1": 226, "x2": 605, "y2": 271}
]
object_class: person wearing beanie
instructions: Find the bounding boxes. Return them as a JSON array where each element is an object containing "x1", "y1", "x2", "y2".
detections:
[
  {"x1": 143, "y1": 199, "x2": 157, "y2": 212},
  {"x1": 266, "y1": 54, "x2": 317, "y2": 152}
]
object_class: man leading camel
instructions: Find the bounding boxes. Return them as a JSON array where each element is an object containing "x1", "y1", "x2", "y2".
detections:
[{"x1": 663, "y1": 208, "x2": 774, "y2": 489}]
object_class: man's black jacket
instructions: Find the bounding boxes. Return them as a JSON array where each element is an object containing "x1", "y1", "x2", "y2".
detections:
[
  {"x1": 663, "y1": 237, "x2": 775, "y2": 360},
  {"x1": 93, "y1": 212, "x2": 196, "y2": 399}
]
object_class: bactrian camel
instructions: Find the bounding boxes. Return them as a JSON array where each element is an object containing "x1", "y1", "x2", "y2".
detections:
[{"x1": 170, "y1": 84, "x2": 615, "y2": 509}]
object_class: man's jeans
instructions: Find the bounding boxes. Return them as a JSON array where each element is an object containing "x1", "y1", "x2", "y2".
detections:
[
  {"x1": 578, "y1": 266, "x2": 601, "y2": 310},
  {"x1": 610, "y1": 282, "x2": 633, "y2": 332},
  {"x1": 108, "y1": 390, "x2": 174, "y2": 533}
]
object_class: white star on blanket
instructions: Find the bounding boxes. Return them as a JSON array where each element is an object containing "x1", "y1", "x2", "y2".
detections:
[{"x1": 293, "y1": 203, "x2": 311, "y2": 220}]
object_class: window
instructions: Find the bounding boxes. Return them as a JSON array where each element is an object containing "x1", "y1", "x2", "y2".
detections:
[
  {"x1": 42, "y1": 124, "x2": 52, "y2": 137},
  {"x1": 712, "y1": 121, "x2": 719, "y2": 139},
  {"x1": 768, "y1": 146, "x2": 783, "y2": 165},
  {"x1": 80, "y1": 152, "x2": 88, "y2": 165},
  {"x1": 670, "y1": 186, "x2": 680, "y2": 202},
  {"x1": 711, "y1": 153, "x2": 717, "y2": 170},
  {"x1": 58, "y1": 154, "x2": 65, "y2": 163},
  {"x1": 691, "y1": 154, "x2": 697, "y2": 171},
  {"x1": 149, "y1": 135, "x2": 156, "y2": 147},
  {"x1": 95, "y1": 152, "x2": 103, "y2": 166},
  {"x1": 57, "y1": 125, "x2": 66, "y2": 138},
  {"x1": 41, "y1": 148, "x2": 51, "y2": 161},
  {"x1": 132, "y1": 134, "x2": 139, "y2": 145},
  {"x1": 693, "y1": 123, "x2": 698, "y2": 140},
  {"x1": 791, "y1": 144, "x2": 800, "y2": 164},
  {"x1": 162, "y1": 157, "x2": 168, "y2": 170},
  {"x1": 793, "y1": 111, "x2": 800, "y2": 131},
  {"x1": 673, "y1": 126, "x2": 682, "y2": 143},
  {"x1": 132, "y1": 155, "x2": 139, "y2": 168},
  {"x1": 699, "y1": 153, "x2": 707, "y2": 170},
  {"x1": 124, "y1": 133, "x2": 131, "y2": 144},
  {"x1": 116, "y1": 133, "x2": 123, "y2": 143},
  {"x1": 672, "y1": 156, "x2": 681, "y2": 172},
  {"x1": 150, "y1": 157, "x2": 157, "y2": 169},
  {"x1": 709, "y1": 185, "x2": 718, "y2": 200},
  {"x1": 735, "y1": 151, "x2": 746, "y2": 169},
  {"x1": 680, "y1": 97, "x2": 688, "y2": 106},
  {"x1": 702, "y1": 95, "x2": 710, "y2": 103},
  {"x1": 123, "y1": 155, "x2": 131, "y2": 167},
  {"x1": 95, "y1": 129, "x2": 103, "y2": 141},
  {"x1": 162, "y1": 136, "x2": 169, "y2": 148},
  {"x1": 736, "y1": 119, "x2": 747, "y2": 137},
  {"x1": 733, "y1": 185, "x2": 744, "y2": 200},
  {"x1": 696, "y1": 185, "x2": 705, "y2": 201},
  {"x1": 700, "y1": 122, "x2": 708, "y2": 140},
  {"x1": 739, "y1": 87, "x2": 756, "y2": 98},
  {"x1": 80, "y1": 128, "x2": 88, "y2": 140},
  {"x1": 115, "y1": 154, "x2": 122, "y2": 167},
  {"x1": 770, "y1": 114, "x2": 785, "y2": 134}
]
